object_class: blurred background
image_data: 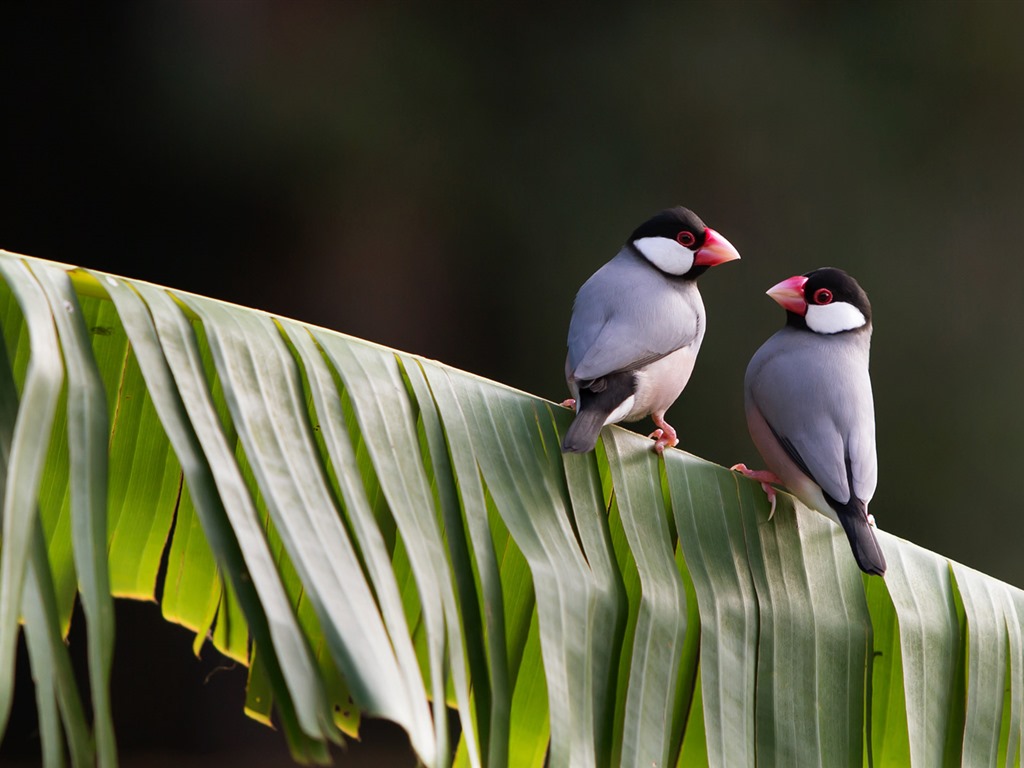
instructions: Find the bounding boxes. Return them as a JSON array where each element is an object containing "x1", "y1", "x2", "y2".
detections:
[{"x1": 3, "y1": 1, "x2": 1024, "y2": 764}]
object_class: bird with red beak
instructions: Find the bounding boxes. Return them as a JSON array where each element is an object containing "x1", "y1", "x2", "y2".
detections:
[
  {"x1": 733, "y1": 267, "x2": 885, "y2": 575},
  {"x1": 562, "y1": 206, "x2": 740, "y2": 454}
]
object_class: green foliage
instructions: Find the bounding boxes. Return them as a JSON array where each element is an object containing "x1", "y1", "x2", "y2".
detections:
[{"x1": 0, "y1": 251, "x2": 1021, "y2": 767}]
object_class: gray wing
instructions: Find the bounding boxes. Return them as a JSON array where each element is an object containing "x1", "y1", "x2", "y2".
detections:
[
  {"x1": 746, "y1": 329, "x2": 877, "y2": 504},
  {"x1": 567, "y1": 250, "x2": 704, "y2": 381}
]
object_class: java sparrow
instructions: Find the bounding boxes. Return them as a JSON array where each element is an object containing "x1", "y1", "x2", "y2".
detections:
[
  {"x1": 561, "y1": 206, "x2": 740, "y2": 454},
  {"x1": 733, "y1": 268, "x2": 885, "y2": 575}
]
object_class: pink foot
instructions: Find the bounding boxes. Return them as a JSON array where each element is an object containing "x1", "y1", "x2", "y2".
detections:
[
  {"x1": 648, "y1": 416, "x2": 678, "y2": 454},
  {"x1": 730, "y1": 463, "x2": 783, "y2": 519},
  {"x1": 560, "y1": 398, "x2": 577, "y2": 411}
]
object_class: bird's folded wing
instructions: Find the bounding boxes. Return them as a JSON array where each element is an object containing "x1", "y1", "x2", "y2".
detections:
[
  {"x1": 770, "y1": 423, "x2": 852, "y2": 504},
  {"x1": 570, "y1": 315, "x2": 695, "y2": 381},
  {"x1": 568, "y1": 280, "x2": 701, "y2": 381},
  {"x1": 754, "y1": 389, "x2": 876, "y2": 506}
]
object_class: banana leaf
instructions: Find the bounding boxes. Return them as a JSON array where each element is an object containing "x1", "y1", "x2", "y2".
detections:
[{"x1": 0, "y1": 250, "x2": 1021, "y2": 767}]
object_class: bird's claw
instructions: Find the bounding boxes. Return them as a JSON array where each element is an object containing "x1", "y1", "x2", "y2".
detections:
[
  {"x1": 560, "y1": 398, "x2": 577, "y2": 411},
  {"x1": 730, "y1": 463, "x2": 781, "y2": 519},
  {"x1": 648, "y1": 418, "x2": 678, "y2": 454},
  {"x1": 647, "y1": 427, "x2": 678, "y2": 454},
  {"x1": 763, "y1": 484, "x2": 778, "y2": 519}
]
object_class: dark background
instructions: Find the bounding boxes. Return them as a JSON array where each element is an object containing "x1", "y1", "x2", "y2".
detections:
[{"x1": 3, "y1": 1, "x2": 1024, "y2": 764}]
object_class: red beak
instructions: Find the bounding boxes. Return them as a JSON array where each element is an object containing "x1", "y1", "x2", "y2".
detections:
[
  {"x1": 694, "y1": 228, "x2": 741, "y2": 267},
  {"x1": 766, "y1": 275, "x2": 809, "y2": 315}
]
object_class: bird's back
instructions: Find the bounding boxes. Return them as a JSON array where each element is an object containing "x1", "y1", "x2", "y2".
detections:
[
  {"x1": 746, "y1": 326, "x2": 877, "y2": 505},
  {"x1": 567, "y1": 248, "x2": 704, "y2": 382}
]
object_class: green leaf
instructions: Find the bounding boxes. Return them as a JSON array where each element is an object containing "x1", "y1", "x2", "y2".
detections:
[
  {"x1": 745, "y1": 492, "x2": 870, "y2": 767},
  {"x1": 31, "y1": 265, "x2": 116, "y2": 768},
  {"x1": 24, "y1": 523, "x2": 92, "y2": 768},
  {"x1": 664, "y1": 452, "x2": 757, "y2": 765},
  {"x1": 602, "y1": 429, "x2": 688, "y2": 768},
  {"x1": 180, "y1": 295, "x2": 427, "y2": 757},
  {"x1": 952, "y1": 561, "x2": 1016, "y2": 765},
  {"x1": 0, "y1": 256, "x2": 65, "y2": 737},
  {"x1": 419, "y1": 362, "x2": 511, "y2": 768},
  {"x1": 0, "y1": 251, "x2": 1021, "y2": 768},
  {"x1": 870, "y1": 533, "x2": 964, "y2": 765},
  {"x1": 112, "y1": 278, "x2": 334, "y2": 757}
]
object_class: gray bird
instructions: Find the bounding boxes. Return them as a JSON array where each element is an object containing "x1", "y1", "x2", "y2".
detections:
[
  {"x1": 561, "y1": 206, "x2": 740, "y2": 454},
  {"x1": 734, "y1": 268, "x2": 886, "y2": 575}
]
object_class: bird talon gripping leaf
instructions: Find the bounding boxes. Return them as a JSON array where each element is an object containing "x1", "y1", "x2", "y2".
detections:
[
  {"x1": 730, "y1": 463, "x2": 781, "y2": 519},
  {"x1": 561, "y1": 206, "x2": 740, "y2": 454},
  {"x1": 741, "y1": 268, "x2": 886, "y2": 576}
]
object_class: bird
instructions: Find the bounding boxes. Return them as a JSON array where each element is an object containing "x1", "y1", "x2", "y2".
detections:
[
  {"x1": 733, "y1": 267, "x2": 886, "y2": 575},
  {"x1": 561, "y1": 206, "x2": 740, "y2": 454}
]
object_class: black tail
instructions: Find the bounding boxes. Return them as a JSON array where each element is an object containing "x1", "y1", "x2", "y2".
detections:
[
  {"x1": 561, "y1": 371, "x2": 636, "y2": 454},
  {"x1": 562, "y1": 408, "x2": 608, "y2": 453},
  {"x1": 836, "y1": 508, "x2": 886, "y2": 576}
]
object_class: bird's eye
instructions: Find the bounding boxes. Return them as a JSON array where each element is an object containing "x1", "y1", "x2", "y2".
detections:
[
  {"x1": 676, "y1": 231, "x2": 696, "y2": 248},
  {"x1": 812, "y1": 288, "x2": 833, "y2": 305}
]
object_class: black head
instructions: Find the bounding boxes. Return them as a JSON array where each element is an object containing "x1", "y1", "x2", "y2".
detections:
[
  {"x1": 804, "y1": 268, "x2": 871, "y2": 321},
  {"x1": 628, "y1": 206, "x2": 708, "y2": 246},
  {"x1": 770, "y1": 267, "x2": 872, "y2": 334},
  {"x1": 626, "y1": 206, "x2": 740, "y2": 279}
]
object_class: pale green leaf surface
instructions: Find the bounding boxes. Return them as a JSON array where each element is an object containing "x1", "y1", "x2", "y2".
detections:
[
  {"x1": 0, "y1": 286, "x2": 78, "y2": 636},
  {"x1": 282, "y1": 323, "x2": 437, "y2": 759},
  {"x1": 953, "y1": 562, "x2": 1010, "y2": 766},
  {"x1": 212, "y1": 574, "x2": 249, "y2": 663},
  {"x1": 119, "y1": 279, "x2": 333, "y2": 753},
  {"x1": 23, "y1": 524, "x2": 92, "y2": 768},
  {"x1": 36, "y1": 397, "x2": 77, "y2": 636},
  {"x1": 1008, "y1": 590, "x2": 1024, "y2": 767},
  {"x1": 864, "y1": 573, "x2": 911, "y2": 767},
  {"x1": 3, "y1": 254, "x2": 1024, "y2": 768},
  {"x1": 0, "y1": 256, "x2": 65, "y2": 736},
  {"x1": 181, "y1": 296, "x2": 425, "y2": 755},
  {"x1": 601, "y1": 474, "x2": 642, "y2": 766},
  {"x1": 76, "y1": 297, "x2": 173, "y2": 601},
  {"x1": 999, "y1": 590, "x2": 1022, "y2": 768},
  {"x1": 245, "y1": 648, "x2": 275, "y2": 727},
  {"x1": 743, "y1": 489, "x2": 869, "y2": 768},
  {"x1": 559, "y1": 437, "x2": 627, "y2": 768},
  {"x1": 427, "y1": 364, "x2": 608, "y2": 768},
  {"x1": 105, "y1": 348, "x2": 181, "y2": 601},
  {"x1": 312, "y1": 333, "x2": 456, "y2": 766},
  {"x1": 507, "y1": 609, "x2": 550, "y2": 768},
  {"x1": 603, "y1": 429, "x2": 689, "y2": 768},
  {"x1": 401, "y1": 354, "x2": 482, "y2": 766},
  {"x1": 665, "y1": 452, "x2": 757, "y2": 767},
  {"x1": 33, "y1": 264, "x2": 118, "y2": 766},
  {"x1": 24, "y1": 567, "x2": 63, "y2": 768},
  {"x1": 873, "y1": 531, "x2": 962, "y2": 766},
  {"x1": 676, "y1": 665, "x2": 709, "y2": 767},
  {"x1": 161, "y1": 482, "x2": 220, "y2": 638},
  {"x1": 0, "y1": 303, "x2": 87, "y2": 768},
  {"x1": 419, "y1": 361, "x2": 512, "y2": 768},
  {"x1": 490, "y1": 495, "x2": 542, "y2": 748},
  {"x1": 674, "y1": 538, "x2": 702, "y2": 731},
  {"x1": 4, "y1": 289, "x2": 102, "y2": 641}
]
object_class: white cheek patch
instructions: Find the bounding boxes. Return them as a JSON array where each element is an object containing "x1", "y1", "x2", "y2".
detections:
[
  {"x1": 632, "y1": 237, "x2": 695, "y2": 276},
  {"x1": 603, "y1": 395, "x2": 636, "y2": 426},
  {"x1": 805, "y1": 301, "x2": 867, "y2": 334}
]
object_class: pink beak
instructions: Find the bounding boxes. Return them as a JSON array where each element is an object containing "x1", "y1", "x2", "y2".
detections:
[
  {"x1": 694, "y1": 228, "x2": 741, "y2": 267},
  {"x1": 766, "y1": 274, "x2": 809, "y2": 315}
]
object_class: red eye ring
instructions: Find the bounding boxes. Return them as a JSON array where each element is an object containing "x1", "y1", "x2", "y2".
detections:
[
  {"x1": 812, "y1": 288, "x2": 833, "y2": 305},
  {"x1": 676, "y1": 230, "x2": 696, "y2": 248}
]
